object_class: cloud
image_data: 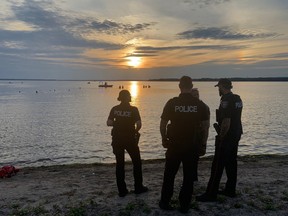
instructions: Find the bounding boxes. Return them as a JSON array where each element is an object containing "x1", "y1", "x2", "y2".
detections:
[
  {"x1": 1, "y1": 0, "x2": 287, "y2": 80},
  {"x1": 183, "y1": 0, "x2": 231, "y2": 8},
  {"x1": 135, "y1": 44, "x2": 246, "y2": 52},
  {"x1": 2, "y1": 1, "x2": 113, "y2": 51},
  {"x1": 268, "y1": 53, "x2": 288, "y2": 59},
  {"x1": 90, "y1": 20, "x2": 153, "y2": 35},
  {"x1": 178, "y1": 27, "x2": 278, "y2": 40},
  {"x1": 0, "y1": 0, "x2": 158, "y2": 70},
  {"x1": 126, "y1": 53, "x2": 158, "y2": 57},
  {"x1": 234, "y1": 52, "x2": 288, "y2": 61},
  {"x1": 7, "y1": 0, "x2": 153, "y2": 48},
  {"x1": 127, "y1": 43, "x2": 246, "y2": 60}
]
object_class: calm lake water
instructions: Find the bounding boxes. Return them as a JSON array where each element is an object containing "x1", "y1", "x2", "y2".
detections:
[{"x1": 0, "y1": 80, "x2": 287, "y2": 167}]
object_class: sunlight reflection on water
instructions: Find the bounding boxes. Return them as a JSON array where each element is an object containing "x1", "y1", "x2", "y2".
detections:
[{"x1": 0, "y1": 81, "x2": 287, "y2": 167}]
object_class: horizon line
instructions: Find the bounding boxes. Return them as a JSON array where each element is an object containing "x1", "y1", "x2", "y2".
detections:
[{"x1": 1, "y1": 76, "x2": 288, "y2": 82}]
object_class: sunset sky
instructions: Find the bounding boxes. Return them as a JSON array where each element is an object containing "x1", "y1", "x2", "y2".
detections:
[{"x1": 0, "y1": 0, "x2": 288, "y2": 80}]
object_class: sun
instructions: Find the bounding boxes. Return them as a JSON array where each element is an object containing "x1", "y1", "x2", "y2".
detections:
[{"x1": 127, "y1": 56, "x2": 142, "y2": 68}]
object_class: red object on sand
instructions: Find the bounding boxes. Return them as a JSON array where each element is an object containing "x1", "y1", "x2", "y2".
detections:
[{"x1": 0, "y1": 165, "x2": 20, "y2": 178}]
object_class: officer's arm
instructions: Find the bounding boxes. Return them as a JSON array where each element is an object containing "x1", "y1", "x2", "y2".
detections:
[
  {"x1": 160, "y1": 119, "x2": 168, "y2": 140},
  {"x1": 199, "y1": 120, "x2": 210, "y2": 156},
  {"x1": 220, "y1": 118, "x2": 231, "y2": 139},
  {"x1": 107, "y1": 119, "x2": 114, "y2": 126},
  {"x1": 135, "y1": 120, "x2": 142, "y2": 132},
  {"x1": 201, "y1": 120, "x2": 210, "y2": 143},
  {"x1": 107, "y1": 108, "x2": 114, "y2": 127}
]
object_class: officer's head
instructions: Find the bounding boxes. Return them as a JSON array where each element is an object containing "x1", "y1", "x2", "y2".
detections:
[
  {"x1": 215, "y1": 78, "x2": 233, "y2": 96},
  {"x1": 215, "y1": 78, "x2": 233, "y2": 89},
  {"x1": 117, "y1": 90, "x2": 131, "y2": 102},
  {"x1": 179, "y1": 76, "x2": 193, "y2": 91}
]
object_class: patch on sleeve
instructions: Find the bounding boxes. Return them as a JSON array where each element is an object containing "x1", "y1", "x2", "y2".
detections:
[{"x1": 235, "y1": 101, "x2": 243, "y2": 108}]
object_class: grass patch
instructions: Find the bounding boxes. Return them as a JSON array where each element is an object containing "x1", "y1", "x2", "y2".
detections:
[
  {"x1": 10, "y1": 203, "x2": 20, "y2": 209},
  {"x1": 190, "y1": 201, "x2": 200, "y2": 210},
  {"x1": 234, "y1": 203, "x2": 243, "y2": 209},
  {"x1": 281, "y1": 191, "x2": 288, "y2": 201},
  {"x1": 217, "y1": 195, "x2": 227, "y2": 204},
  {"x1": 264, "y1": 204, "x2": 277, "y2": 211},
  {"x1": 260, "y1": 196, "x2": 273, "y2": 204},
  {"x1": 52, "y1": 204, "x2": 62, "y2": 215},
  {"x1": 247, "y1": 201, "x2": 256, "y2": 208},
  {"x1": 10, "y1": 205, "x2": 48, "y2": 216},
  {"x1": 260, "y1": 197, "x2": 277, "y2": 211},
  {"x1": 67, "y1": 206, "x2": 86, "y2": 216},
  {"x1": 118, "y1": 199, "x2": 151, "y2": 216}
]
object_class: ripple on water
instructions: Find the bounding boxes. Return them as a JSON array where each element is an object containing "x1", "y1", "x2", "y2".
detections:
[{"x1": 1, "y1": 81, "x2": 288, "y2": 167}]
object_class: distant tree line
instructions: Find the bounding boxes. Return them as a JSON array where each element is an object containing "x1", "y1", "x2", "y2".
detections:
[{"x1": 149, "y1": 77, "x2": 288, "y2": 82}]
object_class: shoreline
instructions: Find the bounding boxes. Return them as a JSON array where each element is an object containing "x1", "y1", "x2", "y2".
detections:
[
  {"x1": 9, "y1": 154, "x2": 288, "y2": 169},
  {"x1": 1, "y1": 154, "x2": 288, "y2": 215}
]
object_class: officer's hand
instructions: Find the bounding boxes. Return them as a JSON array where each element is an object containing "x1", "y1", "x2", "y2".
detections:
[
  {"x1": 198, "y1": 143, "x2": 206, "y2": 157},
  {"x1": 162, "y1": 138, "x2": 170, "y2": 148}
]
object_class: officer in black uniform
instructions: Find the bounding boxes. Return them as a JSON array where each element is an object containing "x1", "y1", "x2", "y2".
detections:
[
  {"x1": 191, "y1": 88, "x2": 210, "y2": 156},
  {"x1": 107, "y1": 90, "x2": 148, "y2": 197},
  {"x1": 159, "y1": 76, "x2": 210, "y2": 213},
  {"x1": 197, "y1": 78, "x2": 243, "y2": 202}
]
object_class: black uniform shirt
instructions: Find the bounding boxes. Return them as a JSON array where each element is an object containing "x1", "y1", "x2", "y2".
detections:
[
  {"x1": 218, "y1": 92, "x2": 243, "y2": 138},
  {"x1": 161, "y1": 93, "x2": 210, "y2": 142},
  {"x1": 108, "y1": 103, "x2": 141, "y2": 139}
]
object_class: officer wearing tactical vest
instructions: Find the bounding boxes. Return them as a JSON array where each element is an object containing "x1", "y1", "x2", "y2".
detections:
[
  {"x1": 107, "y1": 90, "x2": 148, "y2": 197},
  {"x1": 159, "y1": 76, "x2": 210, "y2": 213},
  {"x1": 197, "y1": 78, "x2": 243, "y2": 202}
]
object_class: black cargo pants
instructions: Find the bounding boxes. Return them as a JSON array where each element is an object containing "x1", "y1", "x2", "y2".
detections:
[
  {"x1": 112, "y1": 138, "x2": 143, "y2": 194},
  {"x1": 206, "y1": 135, "x2": 240, "y2": 196},
  {"x1": 160, "y1": 147, "x2": 199, "y2": 207}
]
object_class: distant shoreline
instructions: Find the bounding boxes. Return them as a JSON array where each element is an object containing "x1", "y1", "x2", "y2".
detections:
[
  {"x1": 148, "y1": 77, "x2": 288, "y2": 82},
  {"x1": 0, "y1": 77, "x2": 288, "y2": 82}
]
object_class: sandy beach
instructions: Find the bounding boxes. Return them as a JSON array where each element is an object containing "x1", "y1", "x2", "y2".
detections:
[{"x1": 1, "y1": 155, "x2": 288, "y2": 216}]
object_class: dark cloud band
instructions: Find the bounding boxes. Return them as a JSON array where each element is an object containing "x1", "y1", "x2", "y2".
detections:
[{"x1": 178, "y1": 27, "x2": 278, "y2": 40}]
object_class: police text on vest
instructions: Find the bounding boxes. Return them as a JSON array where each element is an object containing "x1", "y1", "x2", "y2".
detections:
[
  {"x1": 114, "y1": 110, "x2": 131, "y2": 117},
  {"x1": 175, "y1": 106, "x2": 197, "y2": 112}
]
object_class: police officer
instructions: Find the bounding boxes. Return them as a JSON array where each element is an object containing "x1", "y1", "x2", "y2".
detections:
[
  {"x1": 159, "y1": 76, "x2": 210, "y2": 213},
  {"x1": 107, "y1": 90, "x2": 148, "y2": 197},
  {"x1": 196, "y1": 78, "x2": 243, "y2": 202},
  {"x1": 191, "y1": 88, "x2": 210, "y2": 156}
]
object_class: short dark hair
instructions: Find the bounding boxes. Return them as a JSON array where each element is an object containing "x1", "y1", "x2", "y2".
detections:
[{"x1": 179, "y1": 76, "x2": 193, "y2": 89}]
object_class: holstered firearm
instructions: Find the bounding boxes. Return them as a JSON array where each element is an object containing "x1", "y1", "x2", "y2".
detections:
[
  {"x1": 214, "y1": 109, "x2": 221, "y2": 146},
  {"x1": 216, "y1": 109, "x2": 220, "y2": 124},
  {"x1": 162, "y1": 124, "x2": 172, "y2": 148}
]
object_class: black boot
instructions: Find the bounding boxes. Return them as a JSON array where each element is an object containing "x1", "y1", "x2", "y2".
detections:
[
  {"x1": 159, "y1": 200, "x2": 174, "y2": 210},
  {"x1": 196, "y1": 193, "x2": 217, "y2": 202},
  {"x1": 134, "y1": 186, "x2": 148, "y2": 194}
]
